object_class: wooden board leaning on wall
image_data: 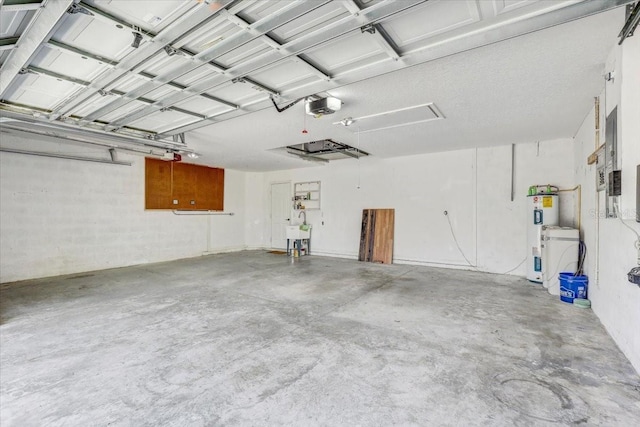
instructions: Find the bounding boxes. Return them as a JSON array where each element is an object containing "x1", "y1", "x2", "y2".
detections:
[
  {"x1": 145, "y1": 158, "x2": 224, "y2": 211},
  {"x1": 359, "y1": 209, "x2": 395, "y2": 264}
]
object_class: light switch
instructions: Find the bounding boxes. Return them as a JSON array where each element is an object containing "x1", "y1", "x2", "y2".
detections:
[{"x1": 173, "y1": 200, "x2": 178, "y2": 205}]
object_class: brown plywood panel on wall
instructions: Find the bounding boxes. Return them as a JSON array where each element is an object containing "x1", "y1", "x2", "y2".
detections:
[
  {"x1": 372, "y1": 209, "x2": 394, "y2": 264},
  {"x1": 359, "y1": 210, "x2": 371, "y2": 261},
  {"x1": 215, "y1": 168, "x2": 225, "y2": 210},
  {"x1": 145, "y1": 159, "x2": 225, "y2": 210},
  {"x1": 172, "y1": 162, "x2": 197, "y2": 209},
  {"x1": 359, "y1": 208, "x2": 394, "y2": 264},
  {"x1": 145, "y1": 158, "x2": 172, "y2": 209},
  {"x1": 197, "y1": 167, "x2": 224, "y2": 211}
]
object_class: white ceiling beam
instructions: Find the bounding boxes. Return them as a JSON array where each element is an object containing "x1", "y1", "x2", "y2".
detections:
[
  {"x1": 48, "y1": 0, "x2": 238, "y2": 119},
  {"x1": 0, "y1": 0, "x2": 74, "y2": 97},
  {"x1": 342, "y1": 0, "x2": 401, "y2": 61},
  {"x1": 1, "y1": 0, "x2": 42, "y2": 12},
  {"x1": 44, "y1": 39, "x2": 239, "y2": 110},
  {"x1": 157, "y1": 0, "x2": 633, "y2": 137},
  {"x1": 0, "y1": 37, "x2": 20, "y2": 51},
  {"x1": 51, "y1": 0, "x2": 261, "y2": 119},
  {"x1": 221, "y1": 10, "x2": 331, "y2": 82},
  {"x1": 112, "y1": 0, "x2": 428, "y2": 134},
  {"x1": 0, "y1": 108, "x2": 195, "y2": 152},
  {"x1": 75, "y1": 1, "x2": 331, "y2": 127},
  {"x1": 23, "y1": 65, "x2": 207, "y2": 121}
]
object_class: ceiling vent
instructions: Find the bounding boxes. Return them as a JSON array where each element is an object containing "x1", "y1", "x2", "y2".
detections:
[
  {"x1": 305, "y1": 97, "x2": 342, "y2": 117},
  {"x1": 277, "y1": 139, "x2": 368, "y2": 163}
]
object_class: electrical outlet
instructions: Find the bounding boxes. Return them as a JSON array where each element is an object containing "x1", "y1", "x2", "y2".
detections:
[{"x1": 173, "y1": 200, "x2": 178, "y2": 205}]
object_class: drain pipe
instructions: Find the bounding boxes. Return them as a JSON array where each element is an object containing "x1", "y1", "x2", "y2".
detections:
[
  {"x1": 510, "y1": 144, "x2": 515, "y2": 202},
  {"x1": 594, "y1": 96, "x2": 601, "y2": 287}
]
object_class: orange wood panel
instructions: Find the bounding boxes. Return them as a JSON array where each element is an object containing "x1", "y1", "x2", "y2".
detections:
[
  {"x1": 372, "y1": 209, "x2": 394, "y2": 264},
  {"x1": 211, "y1": 168, "x2": 224, "y2": 211},
  {"x1": 145, "y1": 158, "x2": 172, "y2": 209},
  {"x1": 358, "y1": 209, "x2": 375, "y2": 262},
  {"x1": 196, "y1": 166, "x2": 224, "y2": 211},
  {"x1": 145, "y1": 159, "x2": 225, "y2": 211},
  {"x1": 172, "y1": 162, "x2": 198, "y2": 209},
  {"x1": 359, "y1": 208, "x2": 394, "y2": 264}
]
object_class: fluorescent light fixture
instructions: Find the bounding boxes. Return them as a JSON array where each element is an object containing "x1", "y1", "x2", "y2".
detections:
[{"x1": 334, "y1": 103, "x2": 444, "y2": 133}]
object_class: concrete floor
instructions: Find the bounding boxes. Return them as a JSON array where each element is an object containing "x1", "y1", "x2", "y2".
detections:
[{"x1": 1, "y1": 251, "x2": 639, "y2": 426}]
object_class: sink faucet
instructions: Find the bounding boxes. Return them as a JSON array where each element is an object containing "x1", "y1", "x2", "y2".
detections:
[{"x1": 298, "y1": 210, "x2": 307, "y2": 225}]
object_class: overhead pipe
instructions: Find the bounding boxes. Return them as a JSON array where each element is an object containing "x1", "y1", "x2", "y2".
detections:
[
  {"x1": 0, "y1": 125, "x2": 167, "y2": 158},
  {"x1": 0, "y1": 110, "x2": 195, "y2": 153},
  {"x1": 0, "y1": 147, "x2": 131, "y2": 166}
]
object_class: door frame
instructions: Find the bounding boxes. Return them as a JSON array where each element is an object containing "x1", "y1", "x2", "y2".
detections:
[{"x1": 270, "y1": 181, "x2": 291, "y2": 249}]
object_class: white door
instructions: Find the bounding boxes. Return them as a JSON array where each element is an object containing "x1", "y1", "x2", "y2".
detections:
[{"x1": 270, "y1": 182, "x2": 291, "y2": 249}]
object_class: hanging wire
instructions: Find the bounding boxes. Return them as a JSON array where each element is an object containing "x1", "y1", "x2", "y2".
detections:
[
  {"x1": 270, "y1": 95, "x2": 305, "y2": 113},
  {"x1": 302, "y1": 101, "x2": 308, "y2": 134},
  {"x1": 444, "y1": 210, "x2": 529, "y2": 275},
  {"x1": 501, "y1": 258, "x2": 527, "y2": 275},
  {"x1": 614, "y1": 202, "x2": 640, "y2": 240},
  {"x1": 445, "y1": 212, "x2": 475, "y2": 268},
  {"x1": 576, "y1": 241, "x2": 587, "y2": 276}
]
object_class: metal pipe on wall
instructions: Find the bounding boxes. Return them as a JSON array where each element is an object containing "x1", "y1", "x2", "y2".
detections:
[
  {"x1": 510, "y1": 144, "x2": 515, "y2": 202},
  {"x1": 172, "y1": 211, "x2": 234, "y2": 216}
]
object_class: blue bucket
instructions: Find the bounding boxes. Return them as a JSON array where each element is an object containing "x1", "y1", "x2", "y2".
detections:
[{"x1": 559, "y1": 273, "x2": 588, "y2": 304}]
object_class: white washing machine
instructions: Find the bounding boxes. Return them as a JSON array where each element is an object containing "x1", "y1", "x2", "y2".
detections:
[
  {"x1": 526, "y1": 194, "x2": 559, "y2": 282},
  {"x1": 541, "y1": 226, "x2": 580, "y2": 295}
]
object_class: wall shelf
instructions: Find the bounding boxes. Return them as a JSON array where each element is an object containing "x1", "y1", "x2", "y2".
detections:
[{"x1": 293, "y1": 181, "x2": 321, "y2": 210}]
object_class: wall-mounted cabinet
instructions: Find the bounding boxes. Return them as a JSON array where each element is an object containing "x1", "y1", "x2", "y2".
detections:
[
  {"x1": 145, "y1": 158, "x2": 224, "y2": 210},
  {"x1": 293, "y1": 181, "x2": 320, "y2": 210}
]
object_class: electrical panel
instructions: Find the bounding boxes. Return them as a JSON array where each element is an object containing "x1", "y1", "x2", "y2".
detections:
[
  {"x1": 597, "y1": 163, "x2": 606, "y2": 192},
  {"x1": 604, "y1": 107, "x2": 619, "y2": 217}
]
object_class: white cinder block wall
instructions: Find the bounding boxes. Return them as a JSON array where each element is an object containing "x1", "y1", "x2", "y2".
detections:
[
  {"x1": 244, "y1": 139, "x2": 576, "y2": 276},
  {"x1": 0, "y1": 133, "x2": 245, "y2": 283},
  {"x1": 573, "y1": 35, "x2": 640, "y2": 373}
]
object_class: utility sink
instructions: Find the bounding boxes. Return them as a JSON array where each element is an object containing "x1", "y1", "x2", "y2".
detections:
[{"x1": 286, "y1": 225, "x2": 311, "y2": 240}]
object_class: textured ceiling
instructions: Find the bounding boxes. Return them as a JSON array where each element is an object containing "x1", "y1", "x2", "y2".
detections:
[
  {"x1": 187, "y1": 6, "x2": 624, "y2": 171},
  {"x1": 0, "y1": 0, "x2": 631, "y2": 170}
]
